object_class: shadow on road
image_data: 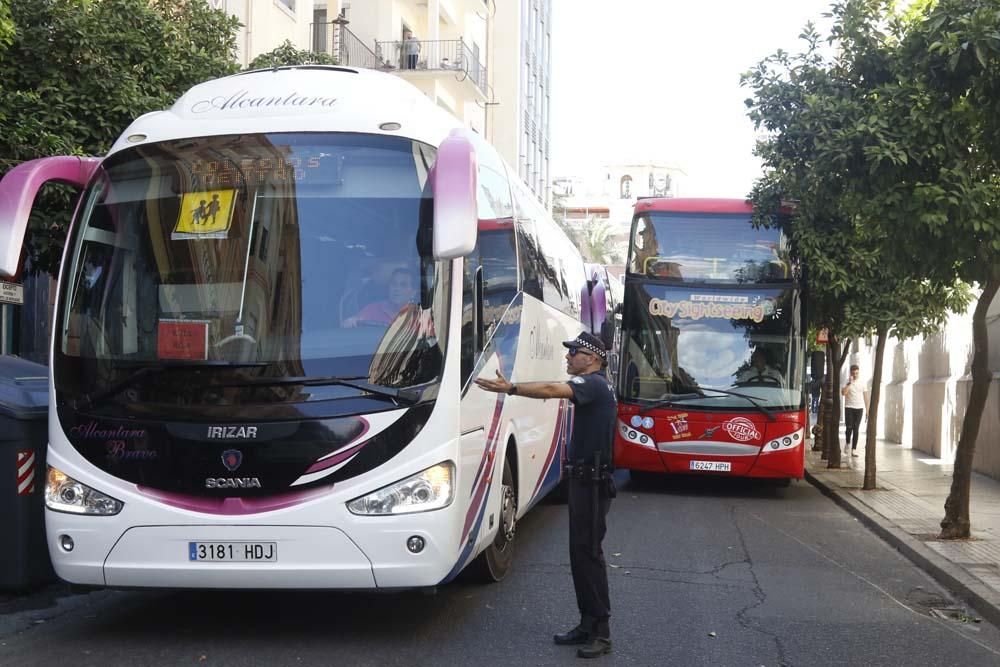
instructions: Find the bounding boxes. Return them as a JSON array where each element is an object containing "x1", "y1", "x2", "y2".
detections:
[{"x1": 625, "y1": 471, "x2": 795, "y2": 500}]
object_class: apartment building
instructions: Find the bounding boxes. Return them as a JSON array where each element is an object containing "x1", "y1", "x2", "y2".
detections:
[
  {"x1": 211, "y1": 1, "x2": 549, "y2": 207},
  {"x1": 554, "y1": 161, "x2": 686, "y2": 230},
  {"x1": 209, "y1": 0, "x2": 315, "y2": 67},
  {"x1": 491, "y1": 0, "x2": 552, "y2": 209}
]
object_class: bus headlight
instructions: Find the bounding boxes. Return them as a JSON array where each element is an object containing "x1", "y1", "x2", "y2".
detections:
[
  {"x1": 347, "y1": 462, "x2": 455, "y2": 515},
  {"x1": 45, "y1": 467, "x2": 123, "y2": 516}
]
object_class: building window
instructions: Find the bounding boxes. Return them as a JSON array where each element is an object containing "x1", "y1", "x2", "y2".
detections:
[
  {"x1": 620, "y1": 175, "x2": 633, "y2": 199},
  {"x1": 312, "y1": 8, "x2": 328, "y2": 52},
  {"x1": 276, "y1": 0, "x2": 295, "y2": 11}
]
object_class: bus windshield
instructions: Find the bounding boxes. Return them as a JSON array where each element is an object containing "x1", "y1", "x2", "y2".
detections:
[
  {"x1": 620, "y1": 282, "x2": 804, "y2": 410},
  {"x1": 55, "y1": 133, "x2": 449, "y2": 413},
  {"x1": 629, "y1": 212, "x2": 791, "y2": 282}
]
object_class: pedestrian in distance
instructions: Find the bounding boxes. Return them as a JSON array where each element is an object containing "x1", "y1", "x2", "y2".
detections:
[
  {"x1": 841, "y1": 364, "x2": 869, "y2": 457},
  {"x1": 810, "y1": 373, "x2": 823, "y2": 414},
  {"x1": 475, "y1": 331, "x2": 617, "y2": 659}
]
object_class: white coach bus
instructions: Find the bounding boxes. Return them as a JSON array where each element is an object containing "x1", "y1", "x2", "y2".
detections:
[{"x1": 0, "y1": 66, "x2": 594, "y2": 589}]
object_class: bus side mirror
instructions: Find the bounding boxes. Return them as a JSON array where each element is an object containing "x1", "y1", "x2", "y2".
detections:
[
  {"x1": 590, "y1": 277, "x2": 607, "y2": 332},
  {"x1": 580, "y1": 282, "x2": 593, "y2": 332},
  {"x1": 0, "y1": 156, "x2": 101, "y2": 278},
  {"x1": 431, "y1": 129, "x2": 478, "y2": 260}
]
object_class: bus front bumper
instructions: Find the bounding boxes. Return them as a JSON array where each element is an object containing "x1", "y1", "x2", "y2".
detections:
[{"x1": 47, "y1": 518, "x2": 455, "y2": 589}]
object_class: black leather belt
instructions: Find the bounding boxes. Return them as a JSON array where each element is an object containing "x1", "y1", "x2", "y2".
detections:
[{"x1": 563, "y1": 462, "x2": 614, "y2": 480}]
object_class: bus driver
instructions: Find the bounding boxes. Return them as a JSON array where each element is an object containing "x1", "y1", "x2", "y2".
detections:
[
  {"x1": 343, "y1": 268, "x2": 418, "y2": 327},
  {"x1": 735, "y1": 348, "x2": 783, "y2": 385}
]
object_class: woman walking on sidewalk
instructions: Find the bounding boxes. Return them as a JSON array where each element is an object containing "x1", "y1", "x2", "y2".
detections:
[{"x1": 841, "y1": 364, "x2": 869, "y2": 457}]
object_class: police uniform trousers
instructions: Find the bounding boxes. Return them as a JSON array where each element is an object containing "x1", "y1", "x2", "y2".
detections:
[{"x1": 567, "y1": 476, "x2": 612, "y2": 638}]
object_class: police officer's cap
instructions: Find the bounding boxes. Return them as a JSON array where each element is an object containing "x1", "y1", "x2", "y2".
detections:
[{"x1": 562, "y1": 332, "x2": 607, "y2": 361}]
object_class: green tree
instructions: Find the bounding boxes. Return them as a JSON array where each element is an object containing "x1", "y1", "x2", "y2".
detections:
[
  {"x1": 0, "y1": 1, "x2": 13, "y2": 51},
  {"x1": 247, "y1": 39, "x2": 336, "y2": 69},
  {"x1": 549, "y1": 187, "x2": 582, "y2": 248},
  {"x1": 897, "y1": 0, "x2": 1000, "y2": 538},
  {"x1": 0, "y1": 0, "x2": 241, "y2": 273},
  {"x1": 743, "y1": 1, "x2": 974, "y2": 482},
  {"x1": 744, "y1": 21, "x2": 868, "y2": 468},
  {"x1": 582, "y1": 216, "x2": 624, "y2": 265}
]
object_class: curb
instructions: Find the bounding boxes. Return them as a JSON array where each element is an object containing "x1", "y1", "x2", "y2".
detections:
[{"x1": 804, "y1": 469, "x2": 1000, "y2": 629}]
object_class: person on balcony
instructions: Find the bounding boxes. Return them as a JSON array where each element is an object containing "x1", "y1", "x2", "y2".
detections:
[{"x1": 403, "y1": 31, "x2": 421, "y2": 69}]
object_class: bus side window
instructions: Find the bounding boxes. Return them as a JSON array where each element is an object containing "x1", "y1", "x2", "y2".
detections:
[
  {"x1": 516, "y1": 221, "x2": 543, "y2": 299},
  {"x1": 479, "y1": 227, "x2": 518, "y2": 331},
  {"x1": 477, "y1": 164, "x2": 514, "y2": 220},
  {"x1": 460, "y1": 246, "x2": 481, "y2": 388}
]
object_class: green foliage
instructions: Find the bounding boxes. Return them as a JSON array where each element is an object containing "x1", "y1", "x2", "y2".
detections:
[
  {"x1": 742, "y1": 0, "x2": 978, "y2": 345},
  {"x1": 745, "y1": 0, "x2": 1000, "y2": 529},
  {"x1": 247, "y1": 40, "x2": 337, "y2": 70},
  {"x1": 583, "y1": 217, "x2": 624, "y2": 265},
  {"x1": 0, "y1": 0, "x2": 241, "y2": 274},
  {"x1": 0, "y1": 1, "x2": 13, "y2": 52}
]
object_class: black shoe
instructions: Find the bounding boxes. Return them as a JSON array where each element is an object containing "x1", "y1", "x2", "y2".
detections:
[
  {"x1": 577, "y1": 638, "x2": 612, "y2": 658},
  {"x1": 553, "y1": 626, "x2": 590, "y2": 645}
]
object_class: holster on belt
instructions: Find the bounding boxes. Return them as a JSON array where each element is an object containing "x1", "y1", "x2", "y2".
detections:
[
  {"x1": 563, "y1": 461, "x2": 614, "y2": 480},
  {"x1": 563, "y1": 456, "x2": 618, "y2": 501}
]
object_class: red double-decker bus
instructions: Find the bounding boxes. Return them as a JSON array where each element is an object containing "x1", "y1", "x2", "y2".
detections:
[{"x1": 614, "y1": 198, "x2": 806, "y2": 483}]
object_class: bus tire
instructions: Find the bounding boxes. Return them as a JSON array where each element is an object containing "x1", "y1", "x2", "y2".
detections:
[{"x1": 471, "y1": 456, "x2": 517, "y2": 583}]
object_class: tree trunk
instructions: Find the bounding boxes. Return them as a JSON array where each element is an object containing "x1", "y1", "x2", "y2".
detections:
[
  {"x1": 812, "y1": 382, "x2": 825, "y2": 451},
  {"x1": 821, "y1": 345, "x2": 834, "y2": 460},
  {"x1": 826, "y1": 335, "x2": 844, "y2": 469},
  {"x1": 863, "y1": 325, "x2": 888, "y2": 490},
  {"x1": 940, "y1": 277, "x2": 1000, "y2": 539}
]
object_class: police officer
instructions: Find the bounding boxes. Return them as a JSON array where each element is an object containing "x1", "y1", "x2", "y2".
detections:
[{"x1": 475, "y1": 331, "x2": 616, "y2": 659}]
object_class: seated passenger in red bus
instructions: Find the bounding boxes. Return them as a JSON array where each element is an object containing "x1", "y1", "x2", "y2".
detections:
[{"x1": 344, "y1": 268, "x2": 418, "y2": 327}]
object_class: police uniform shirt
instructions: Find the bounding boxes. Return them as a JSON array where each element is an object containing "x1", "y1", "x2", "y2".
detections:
[{"x1": 566, "y1": 370, "x2": 617, "y2": 465}]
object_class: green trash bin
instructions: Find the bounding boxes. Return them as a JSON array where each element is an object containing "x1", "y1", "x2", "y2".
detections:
[{"x1": 0, "y1": 356, "x2": 54, "y2": 591}]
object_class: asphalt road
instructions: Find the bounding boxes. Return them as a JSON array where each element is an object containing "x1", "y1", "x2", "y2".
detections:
[{"x1": 3, "y1": 472, "x2": 1000, "y2": 666}]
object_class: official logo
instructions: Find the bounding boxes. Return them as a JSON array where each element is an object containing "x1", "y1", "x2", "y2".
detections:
[
  {"x1": 221, "y1": 449, "x2": 243, "y2": 472},
  {"x1": 723, "y1": 417, "x2": 761, "y2": 442}
]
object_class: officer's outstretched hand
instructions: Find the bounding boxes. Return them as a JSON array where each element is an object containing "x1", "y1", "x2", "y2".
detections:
[{"x1": 474, "y1": 370, "x2": 511, "y2": 394}]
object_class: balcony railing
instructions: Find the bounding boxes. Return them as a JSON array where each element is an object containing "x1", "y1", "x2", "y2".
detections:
[
  {"x1": 374, "y1": 39, "x2": 488, "y2": 95},
  {"x1": 310, "y1": 22, "x2": 382, "y2": 71}
]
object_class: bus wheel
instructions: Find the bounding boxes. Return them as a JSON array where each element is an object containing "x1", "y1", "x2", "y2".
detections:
[{"x1": 472, "y1": 457, "x2": 517, "y2": 583}]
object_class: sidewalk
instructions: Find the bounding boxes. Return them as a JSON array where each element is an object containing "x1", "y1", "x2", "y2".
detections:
[{"x1": 804, "y1": 434, "x2": 1000, "y2": 627}]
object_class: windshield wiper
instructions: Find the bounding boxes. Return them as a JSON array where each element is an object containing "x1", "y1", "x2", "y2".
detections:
[
  {"x1": 641, "y1": 385, "x2": 776, "y2": 421},
  {"x1": 73, "y1": 361, "x2": 269, "y2": 410},
  {"x1": 215, "y1": 375, "x2": 423, "y2": 405}
]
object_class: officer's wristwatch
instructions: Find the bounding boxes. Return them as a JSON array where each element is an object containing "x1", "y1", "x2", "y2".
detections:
[{"x1": 507, "y1": 384, "x2": 518, "y2": 395}]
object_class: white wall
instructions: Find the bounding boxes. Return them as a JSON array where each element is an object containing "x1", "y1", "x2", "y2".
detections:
[
  {"x1": 241, "y1": 0, "x2": 316, "y2": 66},
  {"x1": 854, "y1": 288, "x2": 1000, "y2": 480},
  {"x1": 490, "y1": 0, "x2": 522, "y2": 171}
]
